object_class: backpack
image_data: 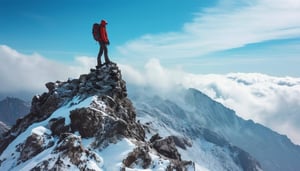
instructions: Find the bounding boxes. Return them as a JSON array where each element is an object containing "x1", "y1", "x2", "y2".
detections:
[{"x1": 92, "y1": 23, "x2": 100, "y2": 41}]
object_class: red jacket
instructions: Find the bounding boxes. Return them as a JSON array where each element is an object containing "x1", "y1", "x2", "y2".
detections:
[{"x1": 99, "y1": 22, "x2": 108, "y2": 43}]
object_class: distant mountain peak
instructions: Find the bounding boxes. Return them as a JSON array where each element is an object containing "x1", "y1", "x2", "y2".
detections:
[{"x1": 0, "y1": 96, "x2": 30, "y2": 126}]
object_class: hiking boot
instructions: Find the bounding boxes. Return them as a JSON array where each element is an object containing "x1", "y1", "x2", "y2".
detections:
[{"x1": 105, "y1": 60, "x2": 116, "y2": 65}]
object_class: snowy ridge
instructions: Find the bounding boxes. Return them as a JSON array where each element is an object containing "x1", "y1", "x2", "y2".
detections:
[
  {"x1": 134, "y1": 99, "x2": 261, "y2": 171},
  {"x1": 129, "y1": 86, "x2": 300, "y2": 171},
  {"x1": 0, "y1": 63, "x2": 195, "y2": 171}
]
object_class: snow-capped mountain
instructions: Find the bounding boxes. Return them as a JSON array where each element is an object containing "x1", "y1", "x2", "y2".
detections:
[
  {"x1": 128, "y1": 86, "x2": 300, "y2": 171},
  {"x1": 5, "y1": 62, "x2": 298, "y2": 170},
  {"x1": 0, "y1": 97, "x2": 30, "y2": 126},
  {"x1": 0, "y1": 64, "x2": 196, "y2": 171}
]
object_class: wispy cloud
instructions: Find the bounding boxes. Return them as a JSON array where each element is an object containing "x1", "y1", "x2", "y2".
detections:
[
  {"x1": 116, "y1": 0, "x2": 300, "y2": 62},
  {"x1": 0, "y1": 45, "x2": 95, "y2": 94}
]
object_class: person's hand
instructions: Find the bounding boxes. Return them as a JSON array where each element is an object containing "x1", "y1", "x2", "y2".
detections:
[{"x1": 107, "y1": 40, "x2": 110, "y2": 45}]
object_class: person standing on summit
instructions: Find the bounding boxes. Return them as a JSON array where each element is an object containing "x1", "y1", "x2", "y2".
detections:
[{"x1": 93, "y1": 19, "x2": 111, "y2": 68}]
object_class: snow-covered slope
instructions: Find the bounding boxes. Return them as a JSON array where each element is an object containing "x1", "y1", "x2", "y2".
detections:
[
  {"x1": 128, "y1": 86, "x2": 300, "y2": 171},
  {"x1": 0, "y1": 64, "x2": 195, "y2": 171}
]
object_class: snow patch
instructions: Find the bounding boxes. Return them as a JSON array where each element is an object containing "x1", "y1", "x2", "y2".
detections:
[
  {"x1": 99, "y1": 138, "x2": 135, "y2": 170},
  {"x1": 31, "y1": 126, "x2": 50, "y2": 136}
]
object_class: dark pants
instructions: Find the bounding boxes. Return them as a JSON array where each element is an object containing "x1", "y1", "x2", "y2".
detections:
[{"x1": 97, "y1": 42, "x2": 110, "y2": 66}]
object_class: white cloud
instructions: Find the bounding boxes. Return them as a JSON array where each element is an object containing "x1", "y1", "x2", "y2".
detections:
[
  {"x1": 117, "y1": 0, "x2": 300, "y2": 61},
  {"x1": 120, "y1": 59, "x2": 300, "y2": 145},
  {"x1": 0, "y1": 45, "x2": 95, "y2": 94},
  {"x1": 1, "y1": 45, "x2": 300, "y2": 145},
  {"x1": 121, "y1": 58, "x2": 186, "y2": 94}
]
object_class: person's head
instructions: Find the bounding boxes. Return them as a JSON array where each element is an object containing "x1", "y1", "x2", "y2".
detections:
[{"x1": 101, "y1": 19, "x2": 107, "y2": 26}]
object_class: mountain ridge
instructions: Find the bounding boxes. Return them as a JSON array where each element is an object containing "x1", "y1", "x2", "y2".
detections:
[
  {"x1": 128, "y1": 86, "x2": 300, "y2": 171},
  {"x1": 0, "y1": 63, "x2": 196, "y2": 171}
]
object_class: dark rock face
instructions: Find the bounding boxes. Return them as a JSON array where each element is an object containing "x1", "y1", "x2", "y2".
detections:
[
  {"x1": 150, "y1": 134, "x2": 181, "y2": 160},
  {"x1": 48, "y1": 117, "x2": 69, "y2": 136},
  {"x1": 70, "y1": 108, "x2": 103, "y2": 138}
]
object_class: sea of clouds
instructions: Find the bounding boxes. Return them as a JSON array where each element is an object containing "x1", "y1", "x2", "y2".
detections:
[
  {"x1": 1, "y1": 45, "x2": 300, "y2": 145},
  {"x1": 120, "y1": 59, "x2": 300, "y2": 145}
]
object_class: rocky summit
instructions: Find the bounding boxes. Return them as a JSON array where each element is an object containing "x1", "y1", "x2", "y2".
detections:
[{"x1": 0, "y1": 63, "x2": 194, "y2": 171}]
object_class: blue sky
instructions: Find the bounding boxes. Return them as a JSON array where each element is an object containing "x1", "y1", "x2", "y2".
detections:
[
  {"x1": 0, "y1": 0, "x2": 300, "y2": 77},
  {"x1": 0, "y1": 0, "x2": 212, "y2": 60}
]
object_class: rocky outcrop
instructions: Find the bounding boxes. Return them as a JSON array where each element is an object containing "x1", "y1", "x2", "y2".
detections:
[
  {"x1": 17, "y1": 131, "x2": 54, "y2": 163},
  {"x1": 122, "y1": 146, "x2": 151, "y2": 169},
  {"x1": 31, "y1": 133, "x2": 102, "y2": 171},
  {"x1": 122, "y1": 133, "x2": 194, "y2": 170},
  {"x1": 150, "y1": 134, "x2": 181, "y2": 160},
  {"x1": 0, "y1": 63, "x2": 195, "y2": 171},
  {"x1": 48, "y1": 117, "x2": 69, "y2": 136},
  {"x1": 0, "y1": 63, "x2": 129, "y2": 154}
]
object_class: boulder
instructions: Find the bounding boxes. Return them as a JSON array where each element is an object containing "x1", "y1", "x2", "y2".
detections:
[
  {"x1": 17, "y1": 132, "x2": 54, "y2": 163},
  {"x1": 150, "y1": 135, "x2": 181, "y2": 160},
  {"x1": 48, "y1": 117, "x2": 69, "y2": 136},
  {"x1": 123, "y1": 146, "x2": 151, "y2": 169},
  {"x1": 70, "y1": 108, "x2": 103, "y2": 138}
]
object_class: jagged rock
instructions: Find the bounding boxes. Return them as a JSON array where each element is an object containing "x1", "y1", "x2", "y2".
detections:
[
  {"x1": 0, "y1": 63, "x2": 195, "y2": 171},
  {"x1": 79, "y1": 74, "x2": 88, "y2": 83},
  {"x1": 123, "y1": 134, "x2": 195, "y2": 170},
  {"x1": 151, "y1": 135, "x2": 181, "y2": 160},
  {"x1": 55, "y1": 133, "x2": 84, "y2": 155},
  {"x1": 45, "y1": 82, "x2": 56, "y2": 92},
  {"x1": 149, "y1": 133, "x2": 162, "y2": 143},
  {"x1": 17, "y1": 131, "x2": 54, "y2": 163},
  {"x1": 70, "y1": 107, "x2": 103, "y2": 138},
  {"x1": 122, "y1": 146, "x2": 151, "y2": 169},
  {"x1": 167, "y1": 160, "x2": 195, "y2": 171},
  {"x1": 92, "y1": 116, "x2": 129, "y2": 149},
  {"x1": 30, "y1": 133, "x2": 102, "y2": 171},
  {"x1": 48, "y1": 117, "x2": 69, "y2": 136}
]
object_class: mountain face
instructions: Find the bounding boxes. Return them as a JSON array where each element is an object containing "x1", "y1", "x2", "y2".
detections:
[
  {"x1": 128, "y1": 87, "x2": 300, "y2": 171},
  {"x1": 0, "y1": 121, "x2": 9, "y2": 138},
  {"x1": 0, "y1": 64, "x2": 195, "y2": 171},
  {"x1": 0, "y1": 97, "x2": 30, "y2": 126}
]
